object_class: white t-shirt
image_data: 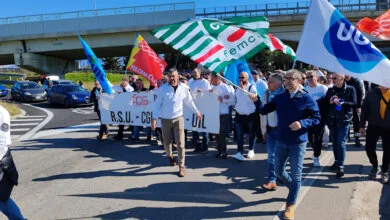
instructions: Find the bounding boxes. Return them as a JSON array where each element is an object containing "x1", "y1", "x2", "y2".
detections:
[
  {"x1": 304, "y1": 84, "x2": 328, "y2": 101},
  {"x1": 212, "y1": 83, "x2": 235, "y2": 115},
  {"x1": 188, "y1": 78, "x2": 211, "y2": 92},
  {"x1": 0, "y1": 105, "x2": 11, "y2": 159},
  {"x1": 235, "y1": 83, "x2": 257, "y2": 115}
]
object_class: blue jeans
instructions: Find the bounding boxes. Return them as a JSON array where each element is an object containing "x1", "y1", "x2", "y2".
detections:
[
  {"x1": 275, "y1": 141, "x2": 307, "y2": 204},
  {"x1": 266, "y1": 128, "x2": 278, "y2": 183},
  {"x1": 0, "y1": 198, "x2": 25, "y2": 220},
  {"x1": 330, "y1": 124, "x2": 350, "y2": 167},
  {"x1": 133, "y1": 126, "x2": 151, "y2": 139},
  {"x1": 235, "y1": 118, "x2": 255, "y2": 154}
]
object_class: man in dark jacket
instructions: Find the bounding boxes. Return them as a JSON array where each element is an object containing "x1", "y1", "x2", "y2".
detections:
[
  {"x1": 0, "y1": 105, "x2": 25, "y2": 219},
  {"x1": 325, "y1": 73, "x2": 357, "y2": 178},
  {"x1": 90, "y1": 80, "x2": 109, "y2": 140},
  {"x1": 256, "y1": 69, "x2": 320, "y2": 220},
  {"x1": 345, "y1": 76, "x2": 365, "y2": 146},
  {"x1": 359, "y1": 86, "x2": 390, "y2": 184}
]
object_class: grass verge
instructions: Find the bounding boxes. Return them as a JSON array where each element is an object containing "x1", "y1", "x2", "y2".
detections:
[{"x1": 0, "y1": 101, "x2": 21, "y2": 117}]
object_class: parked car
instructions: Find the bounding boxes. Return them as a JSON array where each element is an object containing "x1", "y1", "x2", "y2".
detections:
[
  {"x1": 48, "y1": 84, "x2": 92, "y2": 107},
  {"x1": 11, "y1": 81, "x2": 47, "y2": 102},
  {"x1": 42, "y1": 79, "x2": 77, "y2": 92},
  {"x1": 0, "y1": 83, "x2": 9, "y2": 97}
]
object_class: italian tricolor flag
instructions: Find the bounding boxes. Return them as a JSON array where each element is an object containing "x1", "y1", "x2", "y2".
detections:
[{"x1": 267, "y1": 33, "x2": 296, "y2": 60}]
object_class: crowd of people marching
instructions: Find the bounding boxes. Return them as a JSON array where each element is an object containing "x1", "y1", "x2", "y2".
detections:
[{"x1": 90, "y1": 66, "x2": 389, "y2": 220}]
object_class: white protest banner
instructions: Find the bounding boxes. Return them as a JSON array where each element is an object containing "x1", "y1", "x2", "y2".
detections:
[
  {"x1": 184, "y1": 91, "x2": 220, "y2": 134},
  {"x1": 99, "y1": 92, "x2": 156, "y2": 126},
  {"x1": 98, "y1": 91, "x2": 220, "y2": 134}
]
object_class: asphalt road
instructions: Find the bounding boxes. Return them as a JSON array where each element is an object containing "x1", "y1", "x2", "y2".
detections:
[
  {"x1": 7, "y1": 127, "x2": 389, "y2": 220},
  {"x1": 31, "y1": 102, "x2": 98, "y2": 130},
  {"x1": 1, "y1": 90, "x2": 388, "y2": 220}
]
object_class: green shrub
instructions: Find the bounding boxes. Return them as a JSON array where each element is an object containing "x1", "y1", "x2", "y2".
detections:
[{"x1": 65, "y1": 72, "x2": 124, "y2": 84}]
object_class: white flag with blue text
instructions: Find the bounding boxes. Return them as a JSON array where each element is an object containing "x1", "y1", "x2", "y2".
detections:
[{"x1": 296, "y1": 0, "x2": 390, "y2": 88}]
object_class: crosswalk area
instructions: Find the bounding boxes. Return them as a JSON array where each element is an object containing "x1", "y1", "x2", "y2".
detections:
[{"x1": 10, "y1": 115, "x2": 46, "y2": 137}]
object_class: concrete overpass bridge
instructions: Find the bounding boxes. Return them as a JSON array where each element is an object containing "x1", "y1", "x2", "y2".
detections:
[{"x1": 0, "y1": 1, "x2": 389, "y2": 75}]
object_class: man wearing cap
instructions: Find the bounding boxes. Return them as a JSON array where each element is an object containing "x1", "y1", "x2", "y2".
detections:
[{"x1": 0, "y1": 105, "x2": 25, "y2": 219}]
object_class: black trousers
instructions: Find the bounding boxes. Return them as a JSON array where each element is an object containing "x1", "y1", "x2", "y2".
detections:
[
  {"x1": 216, "y1": 115, "x2": 229, "y2": 154},
  {"x1": 96, "y1": 110, "x2": 108, "y2": 135},
  {"x1": 308, "y1": 121, "x2": 325, "y2": 157},
  {"x1": 352, "y1": 107, "x2": 360, "y2": 133},
  {"x1": 252, "y1": 113, "x2": 262, "y2": 140},
  {"x1": 365, "y1": 124, "x2": 390, "y2": 172},
  {"x1": 117, "y1": 125, "x2": 124, "y2": 137}
]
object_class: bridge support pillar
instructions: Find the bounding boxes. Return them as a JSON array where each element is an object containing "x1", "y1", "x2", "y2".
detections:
[{"x1": 14, "y1": 53, "x2": 76, "y2": 77}]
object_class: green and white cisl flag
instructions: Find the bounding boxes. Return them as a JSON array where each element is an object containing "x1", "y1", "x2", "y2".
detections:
[{"x1": 152, "y1": 17, "x2": 270, "y2": 73}]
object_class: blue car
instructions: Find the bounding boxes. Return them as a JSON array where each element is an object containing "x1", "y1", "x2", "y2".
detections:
[
  {"x1": 48, "y1": 84, "x2": 92, "y2": 107},
  {"x1": 0, "y1": 84, "x2": 8, "y2": 97}
]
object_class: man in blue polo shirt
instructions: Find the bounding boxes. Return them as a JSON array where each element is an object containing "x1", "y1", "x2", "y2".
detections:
[{"x1": 254, "y1": 69, "x2": 320, "y2": 220}]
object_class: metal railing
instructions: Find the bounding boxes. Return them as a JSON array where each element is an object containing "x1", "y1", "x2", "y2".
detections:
[
  {"x1": 0, "y1": 2, "x2": 195, "y2": 25},
  {"x1": 195, "y1": 0, "x2": 389, "y2": 18}
]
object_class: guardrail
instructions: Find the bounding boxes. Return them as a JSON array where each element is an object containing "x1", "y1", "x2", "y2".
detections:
[
  {"x1": 0, "y1": 2, "x2": 195, "y2": 25},
  {"x1": 195, "y1": 0, "x2": 389, "y2": 18}
]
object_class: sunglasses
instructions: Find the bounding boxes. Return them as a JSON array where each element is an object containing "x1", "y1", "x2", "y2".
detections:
[
  {"x1": 284, "y1": 77, "x2": 297, "y2": 81},
  {"x1": 239, "y1": 76, "x2": 246, "y2": 79},
  {"x1": 331, "y1": 77, "x2": 338, "y2": 80},
  {"x1": 307, "y1": 76, "x2": 314, "y2": 79}
]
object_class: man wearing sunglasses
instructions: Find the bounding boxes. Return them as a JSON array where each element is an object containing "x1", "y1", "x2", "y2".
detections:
[
  {"x1": 324, "y1": 73, "x2": 357, "y2": 178},
  {"x1": 254, "y1": 69, "x2": 320, "y2": 220},
  {"x1": 305, "y1": 71, "x2": 328, "y2": 167},
  {"x1": 232, "y1": 71, "x2": 258, "y2": 161}
]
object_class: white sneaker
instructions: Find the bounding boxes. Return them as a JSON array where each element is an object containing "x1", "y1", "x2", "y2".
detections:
[
  {"x1": 233, "y1": 152, "x2": 245, "y2": 161},
  {"x1": 314, "y1": 157, "x2": 321, "y2": 167},
  {"x1": 247, "y1": 150, "x2": 255, "y2": 159}
]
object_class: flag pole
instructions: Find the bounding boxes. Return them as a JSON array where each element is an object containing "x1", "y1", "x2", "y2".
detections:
[
  {"x1": 216, "y1": 73, "x2": 252, "y2": 95},
  {"x1": 292, "y1": 59, "x2": 297, "y2": 69}
]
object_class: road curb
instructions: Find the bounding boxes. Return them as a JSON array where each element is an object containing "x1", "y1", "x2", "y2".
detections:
[{"x1": 17, "y1": 103, "x2": 53, "y2": 142}]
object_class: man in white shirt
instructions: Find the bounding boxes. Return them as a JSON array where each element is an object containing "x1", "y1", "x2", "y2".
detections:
[
  {"x1": 304, "y1": 71, "x2": 328, "y2": 167},
  {"x1": 0, "y1": 105, "x2": 25, "y2": 219},
  {"x1": 233, "y1": 71, "x2": 258, "y2": 161},
  {"x1": 210, "y1": 73, "x2": 234, "y2": 159},
  {"x1": 188, "y1": 67, "x2": 211, "y2": 153},
  {"x1": 113, "y1": 77, "x2": 134, "y2": 141},
  {"x1": 152, "y1": 68, "x2": 201, "y2": 177}
]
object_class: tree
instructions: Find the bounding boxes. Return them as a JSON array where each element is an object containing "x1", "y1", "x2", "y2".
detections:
[{"x1": 102, "y1": 57, "x2": 121, "y2": 71}]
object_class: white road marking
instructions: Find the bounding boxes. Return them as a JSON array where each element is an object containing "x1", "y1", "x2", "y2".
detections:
[
  {"x1": 17, "y1": 115, "x2": 46, "y2": 118},
  {"x1": 273, "y1": 149, "x2": 334, "y2": 219},
  {"x1": 11, "y1": 119, "x2": 44, "y2": 122},
  {"x1": 32, "y1": 122, "x2": 99, "y2": 139},
  {"x1": 11, "y1": 128, "x2": 30, "y2": 132},
  {"x1": 17, "y1": 104, "x2": 54, "y2": 141},
  {"x1": 11, "y1": 123, "x2": 40, "y2": 126}
]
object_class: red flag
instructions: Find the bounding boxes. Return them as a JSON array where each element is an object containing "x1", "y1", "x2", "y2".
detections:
[
  {"x1": 127, "y1": 34, "x2": 167, "y2": 87},
  {"x1": 357, "y1": 10, "x2": 390, "y2": 40}
]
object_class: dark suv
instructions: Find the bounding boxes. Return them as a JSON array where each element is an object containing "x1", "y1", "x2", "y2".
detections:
[{"x1": 11, "y1": 81, "x2": 47, "y2": 102}]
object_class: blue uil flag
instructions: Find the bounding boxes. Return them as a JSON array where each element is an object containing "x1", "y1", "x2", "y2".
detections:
[
  {"x1": 78, "y1": 35, "x2": 113, "y2": 95},
  {"x1": 296, "y1": 0, "x2": 390, "y2": 88}
]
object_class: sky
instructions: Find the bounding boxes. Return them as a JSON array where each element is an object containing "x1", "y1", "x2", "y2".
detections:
[{"x1": 0, "y1": 0, "x2": 297, "y2": 18}]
